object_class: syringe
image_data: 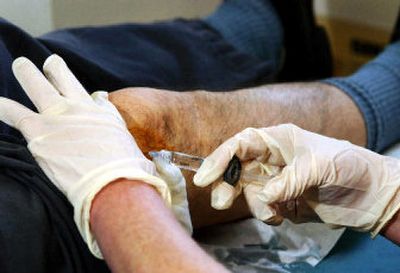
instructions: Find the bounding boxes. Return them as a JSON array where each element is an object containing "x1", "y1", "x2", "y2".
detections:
[
  {"x1": 150, "y1": 150, "x2": 298, "y2": 215},
  {"x1": 149, "y1": 150, "x2": 273, "y2": 186}
]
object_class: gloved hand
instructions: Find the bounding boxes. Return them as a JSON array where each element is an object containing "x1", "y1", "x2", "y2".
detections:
[
  {"x1": 0, "y1": 55, "x2": 173, "y2": 258},
  {"x1": 193, "y1": 124, "x2": 400, "y2": 236}
]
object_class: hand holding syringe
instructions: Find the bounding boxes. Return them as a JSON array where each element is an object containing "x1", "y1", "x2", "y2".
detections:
[
  {"x1": 150, "y1": 149, "x2": 297, "y2": 216},
  {"x1": 149, "y1": 150, "x2": 274, "y2": 187},
  {"x1": 149, "y1": 150, "x2": 297, "y2": 215}
]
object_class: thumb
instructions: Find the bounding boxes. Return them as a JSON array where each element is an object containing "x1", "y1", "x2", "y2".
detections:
[
  {"x1": 194, "y1": 127, "x2": 267, "y2": 187},
  {"x1": 0, "y1": 97, "x2": 36, "y2": 130},
  {"x1": 193, "y1": 138, "x2": 238, "y2": 187}
]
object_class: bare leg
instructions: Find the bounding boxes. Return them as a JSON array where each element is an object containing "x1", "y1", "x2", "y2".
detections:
[{"x1": 109, "y1": 82, "x2": 366, "y2": 228}]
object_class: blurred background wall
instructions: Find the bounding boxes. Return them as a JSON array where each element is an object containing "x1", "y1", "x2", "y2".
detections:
[
  {"x1": 51, "y1": 0, "x2": 221, "y2": 31},
  {"x1": 315, "y1": 0, "x2": 400, "y2": 75},
  {"x1": 0, "y1": 0, "x2": 399, "y2": 75},
  {"x1": 0, "y1": 0, "x2": 397, "y2": 36},
  {"x1": 0, "y1": 0, "x2": 221, "y2": 36},
  {"x1": 0, "y1": 0, "x2": 53, "y2": 36}
]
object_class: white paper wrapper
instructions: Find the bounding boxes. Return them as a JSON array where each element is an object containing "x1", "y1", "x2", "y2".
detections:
[{"x1": 197, "y1": 219, "x2": 345, "y2": 273}]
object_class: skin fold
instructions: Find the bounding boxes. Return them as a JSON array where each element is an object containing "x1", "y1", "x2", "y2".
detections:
[{"x1": 108, "y1": 82, "x2": 367, "y2": 228}]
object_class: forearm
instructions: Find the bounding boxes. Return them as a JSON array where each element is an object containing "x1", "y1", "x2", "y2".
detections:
[{"x1": 90, "y1": 179, "x2": 228, "y2": 273}]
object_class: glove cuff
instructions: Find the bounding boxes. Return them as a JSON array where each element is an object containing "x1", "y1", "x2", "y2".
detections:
[
  {"x1": 371, "y1": 187, "x2": 400, "y2": 238},
  {"x1": 68, "y1": 158, "x2": 171, "y2": 259}
]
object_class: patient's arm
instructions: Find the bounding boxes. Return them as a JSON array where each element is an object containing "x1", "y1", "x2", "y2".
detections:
[
  {"x1": 91, "y1": 179, "x2": 228, "y2": 273},
  {"x1": 109, "y1": 82, "x2": 366, "y2": 228}
]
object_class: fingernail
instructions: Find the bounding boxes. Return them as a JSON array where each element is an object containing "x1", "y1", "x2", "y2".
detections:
[
  {"x1": 43, "y1": 54, "x2": 63, "y2": 70},
  {"x1": 12, "y1": 57, "x2": 29, "y2": 71}
]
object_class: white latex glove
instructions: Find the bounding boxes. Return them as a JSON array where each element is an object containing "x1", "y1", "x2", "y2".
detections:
[
  {"x1": 0, "y1": 55, "x2": 172, "y2": 258},
  {"x1": 193, "y1": 124, "x2": 400, "y2": 236}
]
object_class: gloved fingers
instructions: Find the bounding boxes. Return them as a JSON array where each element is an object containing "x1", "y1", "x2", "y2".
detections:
[
  {"x1": 194, "y1": 128, "x2": 271, "y2": 187},
  {"x1": 210, "y1": 181, "x2": 239, "y2": 210},
  {"x1": 43, "y1": 55, "x2": 91, "y2": 101},
  {"x1": 276, "y1": 196, "x2": 322, "y2": 224},
  {"x1": 12, "y1": 57, "x2": 63, "y2": 112},
  {"x1": 244, "y1": 183, "x2": 283, "y2": 225},
  {"x1": 258, "y1": 158, "x2": 312, "y2": 205},
  {"x1": 0, "y1": 97, "x2": 36, "y2": 129},
  {"x1": 210, "y1": 160, "x2": 272, "y2": 210},
  {"x1": 91, "y1": 91, "x2": 109, "y2": 105}
]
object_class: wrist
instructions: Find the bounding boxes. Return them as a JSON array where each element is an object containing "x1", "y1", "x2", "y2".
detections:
[
  {"x1": 90, "y1": 178, "x2": 226, "y2": 273},
  {"x1": 381, "y1": 208, "x2": 400, "y2": 245},
  {"x1": 376, "y1": 186, "x2": 400, "y2": 242},
  {"x1": 69, "y1": 160, "x2": 171, "y2": 258},
  {"x1": 371, "y1": 168, "x2": 400, "y2": 238},
  {"x1": 90, "y1": 179, "x2": 158, "y2": 227}
]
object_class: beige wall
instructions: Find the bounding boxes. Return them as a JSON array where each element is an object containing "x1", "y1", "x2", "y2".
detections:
[
  {"x1": 314, "y1": 0, "x2": 400, "y2": 76},
  {"x1": 0, "y1": 0, "x2": 221, "y2": 36},
  {"x1": 1, "y1": 0, "x2": 399, "y2": 36},
  {"x1": 52, "y1": 0, "x2": 221, "y2": 29},
  {"x1": 314, "y1": 0, "x2": 400, "y2": 32},
  {"x1": 0, "y1": 0, "x2": 53, "y2": 36}
]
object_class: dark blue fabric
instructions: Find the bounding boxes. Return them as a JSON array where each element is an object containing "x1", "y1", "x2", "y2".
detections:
[
  {"x1": 312, "y1": 230, "x2": 400, "y2": 273},
  {"x1": 38, "y1": 19, "x2": 275, "y2": 92},
  {"x1": 0, "y1": 135, "x2": 110, "y2": 273},
  {"x1": 288, "y1": 230, "x2": 400, "y2": 273},
  {"x1": 324, "y1": 41, "x2": 400, "y2": 152},
  {"x1": 206, "y1": 0, "x2": 283, "y2": 71}
]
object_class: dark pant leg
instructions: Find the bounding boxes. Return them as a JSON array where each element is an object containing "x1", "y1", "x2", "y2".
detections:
[
  {"x1": 38, "y1": 20, "x2": 275, "y2": 92},
  {"x1": 0, "y1": 135, "x2": 110, "y2": 273}
]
